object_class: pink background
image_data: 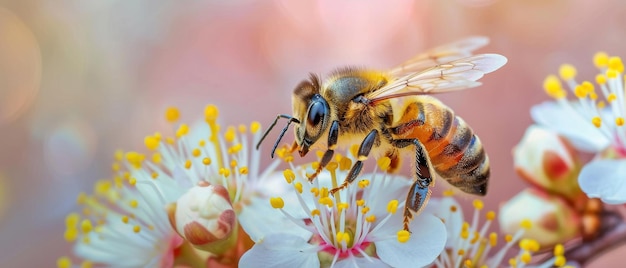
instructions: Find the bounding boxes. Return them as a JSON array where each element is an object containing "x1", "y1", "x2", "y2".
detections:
[{"x1": 1, "y1": 0, "x2": 625, "y2": 266}]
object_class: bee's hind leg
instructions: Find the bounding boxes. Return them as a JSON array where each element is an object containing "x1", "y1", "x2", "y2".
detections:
[
  {"x1": 329, "y1": 129, "x2": 379, "y2": 194},
  {"x1": 392, "y1": 138, "x2": 434, "y2": 232},
  {"x1": 307, "y1": 120, "x2": 340, "y2": 182}
]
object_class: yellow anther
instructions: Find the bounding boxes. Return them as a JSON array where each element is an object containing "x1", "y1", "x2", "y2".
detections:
[
  {"x1": 238, "y1": 124, "x2": 247, "y2": 134},
  {"x1": 165, "y1": 107, "x2": 180, "y2": 123},
  {"x1": 114, "y1": 149, "x2": 124, "y2": 161},
  {"x1": 144, "y1": 135, "x2": 160, "y2": 150},
  {"x1": 320, "y1": 187, "x2": 329, "y2": 198},
  {"x1": 82, "y1": 236, "x2": 90, "y2": 244},
  {"x1": 521, "y1": 251, "x2": 532, "y2": 264},
  {"x1": 596, "y1": 74, "x2": 607, "y2": 84},
  {"x1": 202, "y1": 157, "x2": 211, "y2": 165},
  {"x1": 176, "y1": 124, "x2": 189, "y2": 138},
  {"x1": 464, "y1": 259, "x2": 473, "y2": 268},
  {"x1": 81, "y1": 261, "x2": 93, "y2": 268},
  {"x1": 198, "y1": 140, "x2": 206, "y2": 147},
  {"x1": 489, "y1": 232, "x2": 497, "y2": 247},
  {"x1": 608, "y1": 93, "x2": 617, "y2": 102},
  {"x1": 470, "y1": 231, "x2": 480, "y2": 244},
  {"x1": 366, "y1": 215, "x2": 376, "y2": 222},
  {"x1": 219, "y1": 168, "x2": 230, "y2": 177},
  {"x1": 574, "y1": 85, "x2": 588, "y2": 98},
  {"x1": 122, "y1": 215, "x2": 129, "y2": 224},
  {"x1": 111, "y1": 162, "x2": 120, "y2": 172},
  {"x1": 316, "y1": 151, "x2": 324, "y2": 159},
  {"x1": 166, "y1": 137, "x2": 175, "y2": 145},
  {"x1": 592, "y1": 116, "x2": 602, "y2": 128},
  {"x1": 133, "y1": 225, "x2": 141, "y2": 233},
  {"x1": 129, "y1": 177, "x2": 136, "y2": 186},
  {"x1": 151, "y1": 172, "x2": 159, "y2": 179},
  {"x1": 76, "y1": 192, "x2": 87, "y2": 205},
  {"x1": 589, "y1": 92, "x2": 598, "y2": 100},
  {"x1": 326, "y1": 162, "x2": 338, "y2": 172},
  {"x1": 581, "y1": 81, "x2": 594, "y2": 92},
  {"x1": 473, "y1": 199, "x2": 484, "y2": 210},
  {"x1": 114, "y1": 176, "x2": 123, "y2": 188},
  {"x1": 337, "y1": 202, "x2": 349, "y2": 211},
  {"x1": 461, "y1": 229, "x2": 470, "y2": 239},
  {"x1": 554, "y1": 243, "x2": 565, "y2": 256},
  {"x1": 319, "y1": 197, "x2": 333, "y2": 207},
  {"x1": 616, "y1": 117, "x2": 624, "y2": 126},
  {"x1": 349, "y1": 144, "x2": 360, "y2": 157},
  {"x1": 520, "y1": 219, "x2": 533, "y2": 229},
  {"x1": 543, "y1": 75, "x2": 566, "y2": 99},
  {"x1": 294, "y1": 182, "x2": 303, "y2": 193},
  {"x1": 486, "y1": 211, "x2": 496, "y2": 221},
  {"x1": 230, "y1": 160, "x2": 238, "y2": 168},
  {"x1": 519, "y1": 238, "x2": 540, "y2": 252},
  {"x1": 204, "y1": 104, "x2": 219, "y2": 123},
  {"x1": 185, "y1": 159, "x2": 192, "y2": 169},
  {"x1": 443, "y1": 189, "x2": 455, "y2": 197},
  {"x1": 283, "y1": 169, "x2": 295, "y2": 183},
  {"x1": 65, "y1": 213, "x2": 80, "y2": 228},
  {"x1": 397, "y1": 230, "x2": 411, "y2": 243},
  {"x1": 129, "y1": 199, "x2": 138, "y2": 208},
  {"x1": 311, "y1": 209, "x2": 320, "y2": 217},
  {"x1": 284, "y1": 155, "x2": 294, "y2": 163},
  {"x1": 457, "y1": 249, "x2": 466, "y2": 256},
  {"x1": 559, "y1": 64, "x2": 577, "y2": 80},
  {"x1": 250, "y1": 121, "x2": 261, "y2": 133},
  {"x1": 361, "y1": 206, "x2": 370, "y2": 214},
  {"x1": 81, "y1": 219, "x2": 93, "y2": 234},
  {"x1": 311, "y1": 162, "x2": 320, "y2": 170},
  {"x1": 64, "y1": 228, "x2": 78, "y2": 242},
  {"x1": 377, "y1": 157, "x2": 391, "y2": 171},
  {"x1": 270, "y1": 197, "x2": 284, "y2": 209},
  {"x1": 608, "y1": 56, "x2": 624, "y2": 73},
  {"x1": 356, "y1": 199, "x2": 365, "y2": 206},
  {"x1": 125, "y1": 151, "x2": 145, "y2": 168},
  {"x1": 607, "y1": 69, "x2": 618, "y2": 79},
  {"x1": 597, "y1": 101, "x2": 606, "y2": 109},
  {"x1": 310, "y1": 187, "x2": 320, "y2": 197},
  {"x1": 450, "y1": 205, "x2": 458, "y2": 212},
  {"x1": 339, "y1": 157, "x2": 352, "y2": 171},
  {"x1": 594, "y1": 52, "x2": 609, "y2": 68},
  {"x1": 509, "y1": 258, "x2": 517, "y2": 268},
  {"x1": 57, "y1": 256, "x2": 72, "y2": 268},
  {"x1": 336, "y1": 231, "x2": 351, "y2": 244},
  {"x1": 554, "y1": 256, "x2": 566, "y2": 267},
  {"x1": 387, "y1": 200, "x2": 399, "y2": 214},
  {"x1": 505, "y1": 234, "x2": 513, "y2": 243},
  {"x1": 191, "y1": 148, "x2": 201, "y2": 157},
  {"x1": 239, "y1": 166, "x2": 248, "y2": 175},
  {"x1": 358, "y1": 180, "x2": 370, "y2": 188},
  {"x1": 225, "y1": 126, "x2": 236, "y2": 143},
  {"x1": 152, "y1": 153, "x2": 162, "y2": 164}
]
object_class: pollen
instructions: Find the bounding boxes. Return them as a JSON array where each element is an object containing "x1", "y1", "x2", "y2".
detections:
[
  {"x1": 319, "y1": 197, "x2": 333, "y2": 207},
  {"x1": 202, "y1": 157, "x2": 211, "y2": 165},
  {"x1": 473, "y1": 199, "x2": 484, "y2": 210},
  {"x1": 519, "y1": 238, "x2": 540, "y2": 252},
  {"x1": 366, "y1": 215, "x2": 376, "y2": 222},
  {"x1": 596, "y1": 74, "x2": 607, "y2": 84},
  {"x1": 349, "y1": 144, "x2": 360, "y2": 157},
  {"x1": 397, "y1": 230, "x2": 411, "y2": 243},
  {"x1": 339, "y1": 157, "x2": 352, "y2": 171},
  {"x1": 377, "y1": 157, "x2": 391, "y2": 171},
  {"x1": 594, "y1": 52, "x2": 609, "y2": 68},
  {"x1": 337, "y1": 202, "x2": 349, "y2": 212},
  {"x1": 64, "y1": 228, "x2": 78, "y2": 241},
  {"x1": 81, "y1": 219, "x2": 93, "y2": 234},
  {"x1": 165, "y1": 106, "x2": 180, "y2": 123},
  {"x1": 65, "y1": 213, "x2": 80, "y2": 228},
  {"x1": 543, "y1": 75, "x2": 566, "y2": 99},
  {"x1": 356, "y1": 199, "x2": 365, "y2": 206},
  {"x1": 443, "y1": 189, "x2": 455, "y2": 197},
  {"x1": 616, "y1": 117, "x2": 625, "y2": 126},
  {"x1": 608, "y1": 56, "x2": 624, "y2": 73},
  {"x1": 111, "y1": 162, "x2": 120, "y2": 171},
  {"x1": 125, "y1": 151, "x2": 145, "y2": 168},
  {"x1": 387, "y1": 200, "x2": 399, "y2": 214},
  {"x1": 311, "y1": 209, "x2": 320, "y2": 217},
  {"x1": 464, "y1": 259, "x2": 473, "y2": 268},
  {"x1": 489, "y1": 232, "x2": 498, "y2": 247},
  {"x1": 219, "y1": 168, "x2": 230, "y2": 177},
  {"x1": 336, "y1": 231, "x2": 351, "y2": 244},
  {"x1": 230, "y1": 159, "x2": 238, "y2": 168},
  {"x1": 250, "y1": 121, "x2": 261, "y2": 133},
  {"x1": 184, "y1": 159, "x2": 192, "y2": 169},
  {"x1": 81, "y1": 261, "x2": 93, "y2": 268},
  {"x1": 559, "y1": 64, "x2": 577, "y2": 80},
  {"x1": 128, "y1": 177, "x2": 136, "y2": 186},
  {"x1": 320, "y1": 187, "x2": 329, "y2": 198},
  {"x1": 192, "y1": 148, "x2": 201, "y2": 157},
  {"x1": 358, "y1": 180, "x2": 370, "y2": 188},
  {"x1": 326, "y1": 162, "x2": 338, "y2": 172},
  {"x1": 152, "y1": 153, "x2": 162, "y2": 164},
  {"x1": 283, "y1": 169, "x2": 295, "y2": 183},
  {"x1": 57, "y1": 256, "x2": 72, "y2": 268},
  {"x1": 204, "y1": 104, "x2": 219, "y2": 123},
  {"x1": 225, "y1": 127, "x2": 236, "y2": 142},
  {"x1": 176, "y1": 124, "x2": 189, "y2": 138},
  {"x1": 485, "y1": 211, "x2": 496, "y2": 221},
  {"x1": 520, "y1": 251, "x2": 532, "y2": 264},
  {"x1": 133, "y1": 225, "x2": 141, "y2": 233},
  {"x1": 450, "y1": 205, "x2": 458, "y2": 212},
  {"x1": 122, "y1": 215, "x2": 129, "y2": 224},
  {"x1": 270, "y1": 197, "x2": 285, "y2": 209},
  {"x1": 554, "y1": 243, "x2": 565, "y2": 256},
  {"x1": 574, "y1": 85, "x2": 588, "y2": 98},
  {"x1": 505, "y1": 234, "x2": 513, "y2": 243},
  {"x1": 294, "y1": 182, "x2": 303, "y2": 193},
  {"x1": 554, "y1": 256, "x2": 566, "y2": 267},
  {"x1": 592, "y1": 116, "x2": 602, "y2": 128},
  {"x1": 310, "y1": 187, "x2": 320, "y2": 197},
  {"x1": 129, "y1": 199, "x2": 138, "y2": 208},
  {"x1": 151, "y1": 172, "x2": 158, "y2": 179},
  {"x1": 361, "y1": 206, "x2": 370, "y2": 214},
  {"x1": 239, "y1": 166, "x2": 248, "y2": 175},
  {"x1": 144, "y1": 135, "x2": 160, "y2": 151},
  {"x1": 607, "y1": 69, "x2": 618, "y2": 79}
]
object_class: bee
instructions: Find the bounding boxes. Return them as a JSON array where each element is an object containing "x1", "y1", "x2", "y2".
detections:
[{"x1": 257, "y1": 37, "x2": 507, "y2": 232}]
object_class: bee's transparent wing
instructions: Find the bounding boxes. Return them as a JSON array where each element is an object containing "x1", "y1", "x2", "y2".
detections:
[
  {"x1": 367, "y1": 53, "x2": 507, "y2": 102},
  {"x1": 387, "y1": 36, "x2": 490, "y2": 77}
]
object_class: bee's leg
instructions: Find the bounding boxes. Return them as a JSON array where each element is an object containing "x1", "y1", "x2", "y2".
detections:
[
  {"x1": 392, "y1": 138, "x2": 434, "y2": 232},
  {"x1": 329, "y1": 129, "x2": 378, "y2": 194},
  {"x1": 307, "y1": 120, "x2": 340, "y2": 182}
]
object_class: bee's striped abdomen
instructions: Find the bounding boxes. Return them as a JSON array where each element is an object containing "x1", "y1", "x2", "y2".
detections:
[{"x1": 390, "y1": 96, "x2": 489, "y2": 195}]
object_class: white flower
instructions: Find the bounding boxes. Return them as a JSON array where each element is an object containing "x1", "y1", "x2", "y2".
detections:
[
  {"x1": 239, "y1": 156, "x2": 447, "y2": 268},
  {"x1": 531, "y1": 53, "x2": 626, "y2": 204},
  {"x1": 60, "y1": 105, "x2": 291, "y2": 267}
]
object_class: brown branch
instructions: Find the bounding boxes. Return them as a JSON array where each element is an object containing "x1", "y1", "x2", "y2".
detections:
[{"x1": 565, "y1": 211, "x2": 626, "y2": 266}]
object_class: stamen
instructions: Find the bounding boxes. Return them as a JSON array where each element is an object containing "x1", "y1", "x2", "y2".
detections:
[
  {"x1": 202, "y1": 157, "x2": 211, "y2": 165},
  {"x1": 144, "y1": 135, "x2": 160, "y2": 151},
  {"x1": 176, "y1": 124, "x2": 189, "y2": 138},
  {"x1": 57, "y1": 257, "x2": 72, "y2": 268},
  {"x1": 283, "y1": 169, "x2": 295, "y2": 183},
  {"x1": 543, "y1": 75, "x2": 567, "y2": 99},
  {"x1": 377, "y1": 157, "x2": 391, "y2": 171},
  {"x1": 397, "y1": 230, "x2": 410, "y2": 243},
  {"x1": 559, "y1": 64, "x2": 577, "y2": 80},
  {"x1": 294, "y1": 182, "x2": 303, "y2": 193},
  {"x1": 81, "y1": 219, "x2": 93, "y2": 233},
  {"x1": 386, "y1": 200, "x2": 399, "y2": 214},
  {"x1": 592, "y1": 116, "x2": 602, "y2": 128},
  {"x1": 250, "y1": 121, "x2": 261, "y2": 134},
  {"x1": 270, "y1": 197, "x2": 284, "y2": 209},
  {"x1": 594, "y1": 52, "x2": 609, "y2": 68},
  {"x1": 165, "y1": 107, "x2": 180, "y2": 123}
]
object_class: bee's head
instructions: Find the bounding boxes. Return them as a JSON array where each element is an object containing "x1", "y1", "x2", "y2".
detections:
[{"x1": 293, "y1": 74, "x2": 330, "y2": 157}]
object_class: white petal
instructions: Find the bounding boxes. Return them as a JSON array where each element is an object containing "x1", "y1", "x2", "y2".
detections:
[
  {"x1": 423, "y1": 197, "x2": 463, "y2": 247},
  {"x1": 531, "y1": 101, "x2": 610, "y2": 152},
  {"x1": 578, "y1": 159, "x2": 626, "y2": 204},
  {"x1": 239, "y1": 196, "x2": 312, "y2": 242},
  {"x1": 375, "y1": 213, "x2": 447, "y2": 268},
  {"x1": 335, "y1": 256, "x2": 391, "y2": 268},
  {"x1": 238, "y1": 233, "x2": 320, "y2": 268}
]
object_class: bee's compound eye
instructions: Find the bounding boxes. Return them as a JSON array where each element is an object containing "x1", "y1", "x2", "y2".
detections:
[{"x1": 307, "y1": 101, "x2": 326, "y2": 127}]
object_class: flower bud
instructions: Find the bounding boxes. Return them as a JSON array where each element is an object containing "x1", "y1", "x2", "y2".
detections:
[
  {"x1": 513, "y1": 125, "x2": 583, "y2": 200},
  {"x1": 499, "y1": 188, "x2": 580, "y2": 248},
  {"x1": 167, "y1": 182, "x2": 237, "y2": 254}
]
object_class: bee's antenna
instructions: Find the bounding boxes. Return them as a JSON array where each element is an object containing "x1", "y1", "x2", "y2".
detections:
[{"x1": 256, "y1": 114, "x2": 300, "y2": 158}]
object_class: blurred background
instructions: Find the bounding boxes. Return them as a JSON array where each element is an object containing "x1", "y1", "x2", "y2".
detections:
[{"x1": 1, "y1": 0, "x2": 625, "y2": 266}]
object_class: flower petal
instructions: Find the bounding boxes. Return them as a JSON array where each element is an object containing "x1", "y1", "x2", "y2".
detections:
[
  {"x1": 578, "y1": 159, "x2": 626, "y2": 204},
  {"x1": 238, "y1": 233, "x2": 320, "y2": 268},
  {"x1": 335, "y1": 256, "x2": 391, "y2": 268},
  {"x1": 375, "y1": 213, "x2": 447, "y2": 268},
  {"x1": 239, "y1": 196, "x2": 312, "y2": 242},
  {"x1": 531, "y1": 101, "x2": 610, "y2": 152},
  {"x1": 423, "y1": 197, "x2": 463, "y2": 247}
]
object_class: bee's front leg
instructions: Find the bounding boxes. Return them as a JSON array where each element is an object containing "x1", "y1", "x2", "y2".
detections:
[
  {"x1": 392, "y1": 138, "x2": 434, "y2": 232},
  {"x1": 329, "y1": 129, "x2": 378, "y2": 194},
  {"x1": 307, "y1": 120, "x2": 340, "y2": 182}
]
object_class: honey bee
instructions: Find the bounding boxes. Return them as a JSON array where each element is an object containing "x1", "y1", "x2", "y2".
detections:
[{"x1": 257, "y1": 37, "x2": 507, "y2": 231}]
